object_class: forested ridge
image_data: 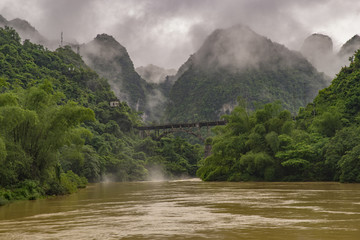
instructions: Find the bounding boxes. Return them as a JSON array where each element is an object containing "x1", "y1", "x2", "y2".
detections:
[
  {"x1": 0, "y1": 27, "x2": 202, "y2": 205},
  {"x1": 198, "y1": 50, "x2": 360, "y2": 182},
  {"x1": 1, "y1": 24, "x2": 360, "y2": 207}
]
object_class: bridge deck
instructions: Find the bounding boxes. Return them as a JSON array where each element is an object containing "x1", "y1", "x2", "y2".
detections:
[{"x1": 135, "y1": 120, "x2": 226, "y2": 131}]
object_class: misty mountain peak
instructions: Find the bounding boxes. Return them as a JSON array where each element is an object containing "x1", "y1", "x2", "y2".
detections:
[
  {"x1": 85, "y1": 33, "x2": 128, "y2": 58},
  {"x1": 95, "y1": 34, "x2": 124, "y2": 46},
  {"x1": 81, "y1": 33, "x2": 129, "y2": 63},
  {"x1": 190, "y1": 24, "x2": 305, "y2": 72},
  {"x1": 300, "y1": 33, "x2": 334, "y2": 76},
  {"x1": 0, "y1": 15, "x2": 47, "y2": 45},
  {"x1": 80, "y1": 33, "x2": 150, "y2": 112},
  {"x1": 301, "y1": 33, "x2": 333, "y2": 56},
  {"x1": 338, "y1": 34, "x2": 360, "y2": 57},
  {"x1": 95, "y1": 33, "x2": 120, "y2": 45},
  {"x1": 168, "y1": 25, "x2": 328, "y2": 122},
  {"x1": 0, "y1": 14, "x2": 8, "y2": 25},
  {"x1": 193, "y1": 24, "x2": 263, "y2": 69},
  {"x1": 8, "y1": 18, "x2": 36, "y2": 32}
]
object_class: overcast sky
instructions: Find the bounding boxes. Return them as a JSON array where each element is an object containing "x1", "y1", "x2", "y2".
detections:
[{"x1": 1, "y1": 0, "x2": 360, "y2": 69}]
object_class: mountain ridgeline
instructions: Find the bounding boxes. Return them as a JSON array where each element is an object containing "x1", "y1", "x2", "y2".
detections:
[
  {"x1": 166, "y1": 25, "x2": 329, "y2": 122},
  {"x1": 1, "y1": 12, "x2": 360, "y2": 199},
  {"x1": 301, "y1": 33, "x2": 360, "y2": 77},
  {"x1": 0, "y1": 14, "x2": 49, "y2": 47},
  {"x1": 1, "y1": 15, "x2": 359, "y2": 125}
]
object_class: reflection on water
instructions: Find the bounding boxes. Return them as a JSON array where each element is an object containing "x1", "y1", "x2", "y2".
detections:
[{"x1": 1, "y1": 179, "x2": 360, "y2": 239}]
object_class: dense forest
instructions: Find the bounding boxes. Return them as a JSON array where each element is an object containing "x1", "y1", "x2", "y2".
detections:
[
  {"x1": 1, "y1": 24, "x2": 360, "y2": 206},
  {"x1": 198, "y1": 50, "x2": 360, "y2": 182},
  {"x1": 0, "y1": 27, "x2": 202, "y2": 205}
]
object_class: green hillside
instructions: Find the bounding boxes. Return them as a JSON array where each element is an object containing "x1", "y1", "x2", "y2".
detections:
[
  {"x1": 198, "y1": 50, "x2": 360, "y2": 183},
  {"x1": 167, "y1": 25, "x2": 329, "y2": 122},
  {"x1": 0, "y1": 27, "x2": 202, "y2": 205}
]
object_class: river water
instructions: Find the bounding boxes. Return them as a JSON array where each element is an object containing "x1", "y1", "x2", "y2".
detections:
[{"x1": 0, "y1": 179, "x2": 360, "y2": 239}]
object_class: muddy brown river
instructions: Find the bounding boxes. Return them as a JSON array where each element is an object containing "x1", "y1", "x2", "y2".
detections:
[{"x1": 0, "y1": 179, "x2": 360, "y2": 239}]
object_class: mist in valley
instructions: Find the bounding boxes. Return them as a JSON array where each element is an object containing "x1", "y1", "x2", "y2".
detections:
[{"x1": 2, "y1": 0, "x2": 360, "y2": 122}]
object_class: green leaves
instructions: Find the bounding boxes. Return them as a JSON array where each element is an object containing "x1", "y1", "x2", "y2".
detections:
[
  {"x1": 0, "y1": 83, "x2": 95, "y2": 186},
  {"x1": 338, "y1": 145, "x2": 360, "y2": 182},
  {"x1": 311, "y1": 110, "x2": 342, "y2": 137},
  {"x1": 0, "y1": 136, "x2": 6, "y2": 162},
  {"x1": 198, "y1": 102, "x2": 296, "y2": 181},
  {"x1": 0, "y1": 27, "x2": 196, "y2": 200}
]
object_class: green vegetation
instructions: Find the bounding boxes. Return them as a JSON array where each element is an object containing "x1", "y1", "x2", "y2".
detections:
[
  {"x1": 2, "y1": 22, "x2": 360, "y2": 207},
  {"x1": 198, "y1": 50, "x2": 360, "y2": 182},
  {"x1": 0, "y1": 27, "x2": 202, "y2": 204},
  {"x1": 80, "y1": 34, "x2": 154, "y2": 118},
  {"x1": 166, "y1": 25, "x2": 328, "y2": 122}
]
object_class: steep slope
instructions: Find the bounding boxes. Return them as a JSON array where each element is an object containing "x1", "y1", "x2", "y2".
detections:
[
  {"x1": 0, "y1": 14, "x2": 47, "y2": 45},
  {"x1": 300, "y1": 33, "x2": 335, "y2": 76},
  {"x1": 80, "y1": 34, "x2": 150, "y2": 112},
  {"x1": 338, "y1": 35, "x2": 360, "y2": 58},
  {"x1": 167, "y1": 25, "x2": 329, "y2": 122},
  {"x1": 197, "y1": 50, "x2": 360, "y2": 183},
  {"x1": 313, "y1": 49, "x2": 360, "y2": 117}
]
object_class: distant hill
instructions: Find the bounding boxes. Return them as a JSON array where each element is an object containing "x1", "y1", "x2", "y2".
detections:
[
  {"x1": 338, "y1": 35, "x2": 360, "y2": 58},
  {"x1": 300, "y1": 33, "x2": 337, "y2": 76},
  {"x1": 166, "y1": 25, "x2": 329, "y2": 122},
  {"x1": 300, "y1": 33, "x2": 360, "y2": 77},
  {"x1": 0, "y1": 14, "x2": 47, "y2": 45},
  {"x1": 80, "y1": 34, "x2": 150, "y2": 112},
  {"x1": 79, "y1": 34, "x2": 171, "y2": 121}
]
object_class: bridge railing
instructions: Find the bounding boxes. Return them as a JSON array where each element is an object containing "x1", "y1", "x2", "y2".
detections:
[{"x1": 134, "y1": 120, "x2": 226, "y2": 131}]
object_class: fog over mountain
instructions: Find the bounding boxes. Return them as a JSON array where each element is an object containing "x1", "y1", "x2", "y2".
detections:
[
  {"x1": 301, "y1": 34, "x2": 334, "y2": 76},
  {"x1": 79, "y1": 33, "x2": 149, "y2": 111},
  {"x1": 136, "y1": 65, "x2": 176, "y2": 84},
  {"x1": 338, "y1": 35, "x2": 360, "y2": 59},
  {"x1": 1, "y1": 0, "x2": 360, "y2": 69},
  {"x1": 300, "y1": 33, "x2": 360, "y2": 77},
  {"x1": 166, "y1": 25, "x2": 329, "y2": 122},
  {"x1": 0, "y1": 14, "x2": 47, "y2": 46}
]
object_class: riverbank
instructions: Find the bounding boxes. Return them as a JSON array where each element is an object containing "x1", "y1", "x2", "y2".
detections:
[{"x1": 0, "y1": 171, "x2": 87, "y2": 207}]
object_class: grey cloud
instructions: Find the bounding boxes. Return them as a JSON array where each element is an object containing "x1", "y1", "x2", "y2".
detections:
[
  {"x1": 1, "y1": 0, "x2": 360, "y2": 69},
  {"x1": 36, "y1": 0, "x2": 99, "y2": 42}
]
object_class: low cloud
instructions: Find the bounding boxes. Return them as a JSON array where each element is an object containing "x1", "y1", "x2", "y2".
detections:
[{"x1": 1, "y1": 0, "x2": 360, "y2": 69}]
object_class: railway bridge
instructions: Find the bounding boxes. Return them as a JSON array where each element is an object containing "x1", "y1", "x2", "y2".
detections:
[{"x1": 135, "y1": 120, "x2": 226, "y2": 142}]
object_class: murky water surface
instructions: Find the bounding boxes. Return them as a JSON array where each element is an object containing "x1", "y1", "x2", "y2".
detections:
[{"x1": 0, "y1": 180, "x2": 360, "y2": 239}]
